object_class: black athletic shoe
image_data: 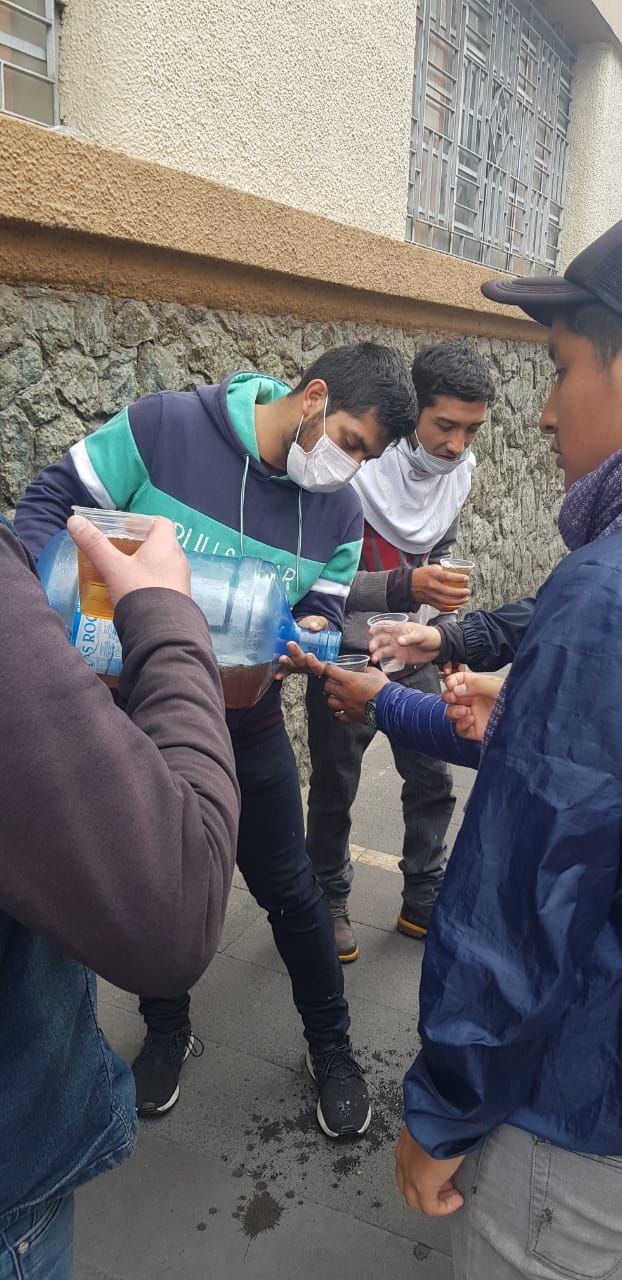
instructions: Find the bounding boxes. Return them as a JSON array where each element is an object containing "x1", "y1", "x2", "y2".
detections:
[
  {"x1": 132, "y1": 1024, "x2": 203, "y2": 1117},
  {"x1": 306, "y1": 1042, "x2": 371, "y2": 1138}
]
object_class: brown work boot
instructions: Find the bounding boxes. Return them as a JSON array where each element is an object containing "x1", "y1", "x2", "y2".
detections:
[
  {"x1": 328, "y1": 901, "x2": 360, "y2": 963},
  {"x1": 396, "y1": 903, "x2": 431, "y2": 940}
]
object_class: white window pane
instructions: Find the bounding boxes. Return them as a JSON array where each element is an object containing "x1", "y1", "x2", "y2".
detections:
[
  {"x1": 0, "y1": 2, "x2": 47, "y2": 57},
  {"x1": 3, "y1": 62, "x2": 53, "y2": 122},
  {"x1": 20, "y1": 0, "x2": 47, "y2": 16},
  {"x1": 0, "y1": 40, "x2": 43, "y2": 72}
]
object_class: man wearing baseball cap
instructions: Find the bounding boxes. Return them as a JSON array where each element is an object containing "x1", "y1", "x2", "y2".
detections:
[{"x1": 394, "y1": 218, "x2": 622, "y2": 1280}]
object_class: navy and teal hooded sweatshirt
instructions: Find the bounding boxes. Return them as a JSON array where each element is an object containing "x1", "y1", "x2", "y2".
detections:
[{"x1": 14, "y1": 372, "x2": 363, "y2": 735}]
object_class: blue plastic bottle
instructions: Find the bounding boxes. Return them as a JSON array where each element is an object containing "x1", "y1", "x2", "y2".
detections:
[{"x1": 38, "y1": 529, "x2": 341, "y2": 707}]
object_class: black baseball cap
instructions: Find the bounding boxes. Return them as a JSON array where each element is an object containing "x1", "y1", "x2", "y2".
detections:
[{"x1": 481, "y1": 218, "x2": 622, "y2": 326}]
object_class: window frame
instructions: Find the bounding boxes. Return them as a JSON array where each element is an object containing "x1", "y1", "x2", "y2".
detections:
[
  {"x1": 0, "y1": 0, "x2": 57, "y2": 127},
  {"x1": 406, "y1": 0, "x2": 575, "y2": 276}
]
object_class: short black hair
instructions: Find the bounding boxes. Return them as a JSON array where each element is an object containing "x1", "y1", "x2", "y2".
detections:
[
  {"x1": 556, "y1": 302, "x2": 622, "y2": 367},
  {"x1": 293, "y1": 343, "x2": 418, "y2": 443},
  {"x1": 412, "y1": 341, "x2": 495, "y2": 410}
]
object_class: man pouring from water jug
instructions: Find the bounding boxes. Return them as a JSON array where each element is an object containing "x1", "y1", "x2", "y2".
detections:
[{"x1": 14, "y1": 343, "x2": 418, "y2": 1142}]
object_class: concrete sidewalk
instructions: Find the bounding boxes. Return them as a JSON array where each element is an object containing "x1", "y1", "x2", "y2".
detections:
[{"x1": 75, "y1": 751, "x2": 474, "y2": 1280}]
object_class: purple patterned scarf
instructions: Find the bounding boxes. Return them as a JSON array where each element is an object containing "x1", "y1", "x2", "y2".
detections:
[{"x1": 481, "y1": 448, "x2": 622, "y2": 754}]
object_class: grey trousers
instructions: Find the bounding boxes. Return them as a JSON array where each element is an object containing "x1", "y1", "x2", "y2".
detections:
[
  {"x1": 450, "y1": 1124, "x2": 622, "y2": 1280},
  {"x1": 305, "y1": 664, "x2": 455, "y2": 914}
]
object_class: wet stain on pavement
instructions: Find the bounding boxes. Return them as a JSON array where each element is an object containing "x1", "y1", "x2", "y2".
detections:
[
  {"x1": 241, "y1": 1188, "x2": 283, "y2": 1238},
  {"x1": 332, "y1": 1152, "x2": 360, "y2": 1177}
]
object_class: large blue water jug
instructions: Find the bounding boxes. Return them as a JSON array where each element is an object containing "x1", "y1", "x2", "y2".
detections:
[{"x1": 38, "y1": 528, "x2": 341, "y2": 708}]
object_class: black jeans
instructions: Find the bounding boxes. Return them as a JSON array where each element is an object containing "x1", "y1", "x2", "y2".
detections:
[
  {"x1": 140, "y1": 720, "x2": 349, "y2": 1052},
  {"x1": 305, "y1": 664, "x2": 455, "y2": 913}
]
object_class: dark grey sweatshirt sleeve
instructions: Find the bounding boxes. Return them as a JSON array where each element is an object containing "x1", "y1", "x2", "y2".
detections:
[
  {"x1": 0, "y1": 524, "x2": 239, "y2": 995},
  {"x1": 432, "y1": 595, "x2": 538, "y2": 669},
  {"x1": 428, "y1": 514, "x2": 459, "y2": 566}
]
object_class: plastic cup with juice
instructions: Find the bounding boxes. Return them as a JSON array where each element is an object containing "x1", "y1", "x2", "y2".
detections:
[
  {"x1": 438, "y1": 556, "x2": 475, "y2": 613},
  {"x1": 367, "y1": 612, "x2": 410, "y2": 675},
  {"x1": 72, "y1": 506, "x2": 155, "y2": 619}
]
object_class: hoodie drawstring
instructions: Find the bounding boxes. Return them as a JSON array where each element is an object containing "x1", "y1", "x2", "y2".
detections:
[
  {"x1": 239, "y1": 452, "x2": 301, "y2": 593},
  {"x1": 240, "y1": 454, "x2": 250, "y2": 557},
  {"x1": 296, "y1": 487, "x2": 302, "y2": 593}
]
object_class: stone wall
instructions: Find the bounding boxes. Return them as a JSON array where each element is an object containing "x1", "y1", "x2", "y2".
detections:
[{"x1": 0, "y1": 283, "x2": 564, "y2": 780}]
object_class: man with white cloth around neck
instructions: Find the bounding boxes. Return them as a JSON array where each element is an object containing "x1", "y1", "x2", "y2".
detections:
[{"x1": 305, "y1": 342, "x2": 495, "y2": 961}]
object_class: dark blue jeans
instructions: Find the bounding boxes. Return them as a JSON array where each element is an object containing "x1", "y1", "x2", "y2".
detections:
[
  {"x1": 141, "y1": 720, "x2": 349, "y2": 1052},
  {"x1": 0, "y1": 1196, "x2": 73, "y2": 1280}
]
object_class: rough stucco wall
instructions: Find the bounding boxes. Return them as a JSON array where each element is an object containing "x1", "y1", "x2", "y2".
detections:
[
  {"x1": 0, "y1": 283, "x2": 563, "y2": 778},
  {"x1": 560, "y1": 43, "x2": 622, "y2": 267},
  {"x1": 58, "y1": 0, "x2": 415, "y2": 241}
]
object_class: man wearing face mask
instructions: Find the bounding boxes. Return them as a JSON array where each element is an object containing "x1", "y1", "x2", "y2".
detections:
[
  {"x1": 305, "y1": 342, "x2": 495, "y2": 961},
  {"x1": 15, "y1": 343, "x2": 418, "y2": 1139}
]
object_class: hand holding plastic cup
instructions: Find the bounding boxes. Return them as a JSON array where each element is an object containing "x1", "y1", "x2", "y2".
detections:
[
  {"x1": 72, "y1": 505, "x2": 155, "y2": 619},
  {"x1": 367, "y1": 613, "x2": 410, "y2": 675},
  {"x1": 437, "y1": 557, "x2": 475, "y2": 613}
]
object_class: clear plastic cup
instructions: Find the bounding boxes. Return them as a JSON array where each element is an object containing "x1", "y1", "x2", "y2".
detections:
[
  {"x1": 440, "y1": 556, "x2": 475, "y2": 575},
  {"x1": 438, "y1": 557, "x2": 474, "y2": 614},
  {"x1": 335, "y1": 653, "x2": 369, "y2": 672},
  {"x1": 367, "y1": 612, "x2": 410, "y2": 675},
  {"x1": 72, "y1": 506, "x2": 155, "y2": 620}
]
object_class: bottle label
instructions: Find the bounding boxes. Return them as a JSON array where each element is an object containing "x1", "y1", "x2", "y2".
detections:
[{"x1": 71, "y1": 610, "x2": 123, "y2": 677}]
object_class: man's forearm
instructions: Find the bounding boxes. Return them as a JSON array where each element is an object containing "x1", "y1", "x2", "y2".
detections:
[{"x1": 0, "y1": 527, "x2": 239, "y2": 995}]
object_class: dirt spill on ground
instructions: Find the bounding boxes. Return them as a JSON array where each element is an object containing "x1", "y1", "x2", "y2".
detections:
[
  {"x1": 224, "y1": 1044, "x2": 411, "y2": 1242},
  {"x1": 241, "y1": 1188, "x2": 284, "y2": 1238}
]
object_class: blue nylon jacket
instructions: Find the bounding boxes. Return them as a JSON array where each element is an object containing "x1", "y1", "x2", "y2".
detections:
[{"x1": 404, "y1": 530, "x2": 622, "y2": 1159}]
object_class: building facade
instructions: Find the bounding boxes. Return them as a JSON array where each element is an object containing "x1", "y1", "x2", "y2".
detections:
[{"x1": 1, "y1": 0, "x2": 621, "y2": 767}]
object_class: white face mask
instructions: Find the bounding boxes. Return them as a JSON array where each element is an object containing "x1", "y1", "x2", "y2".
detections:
[
  {"x1": 286, "y1": 398, "x2": 361, "y2": 493},
  {"x1": 404, "y1": 430, "x2": 471, "y2": 477}
]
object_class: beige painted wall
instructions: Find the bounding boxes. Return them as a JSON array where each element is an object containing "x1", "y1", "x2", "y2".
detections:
[
  {"x1": 560, "y1": 42, "x2": 622, "y2": 267},
  {"x1": 58, "y1": 0, "x2": 415, "y2": 241}
]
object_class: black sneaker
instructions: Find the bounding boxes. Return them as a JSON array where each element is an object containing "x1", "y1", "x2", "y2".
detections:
[
  {"x1": 132, "y1": 1024, "x2": 203, "y2": 1117},
  {"x1": 306, "y1": 1042, "x2": 371, "y2": 1138}
]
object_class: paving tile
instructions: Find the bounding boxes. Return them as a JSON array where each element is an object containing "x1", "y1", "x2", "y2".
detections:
[
  {"x1": 348, "y1": 861, "x2": 404, "y2": 932},
  {"x1": 187, "y1": 951, "x2": 304, "y2": 1070},
  {"x1": 74, "y1": 1264, "x2": 119, "y2": 1280},
  {"x1": 217, "y1": 883, "x2": 264, "y2": 951},
  {"x1": 223, "y1": 913, "x2": 288, "y2": 974},
  {"x1": 342, "y1": 923, "x2": 424, "y2": 1015}
]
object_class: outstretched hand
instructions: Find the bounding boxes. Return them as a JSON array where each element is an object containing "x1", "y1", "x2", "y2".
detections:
[
  {"x1": 369, "y1": 623, "x2": 442, "y2": 670},
  {"x1": 276, "y1": 642, "x2": 327, "y2": 681},
  {"x1": 322, "y1": 664, "x2": 388, "y2": 724}
]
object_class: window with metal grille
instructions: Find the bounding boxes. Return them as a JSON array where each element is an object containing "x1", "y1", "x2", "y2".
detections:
[
  {"x1": 0, "y1": 0, "x2": 56, "y2": 126},
  {"x1": 407, "y1": 0, "x2": 574, "y2": 274}
]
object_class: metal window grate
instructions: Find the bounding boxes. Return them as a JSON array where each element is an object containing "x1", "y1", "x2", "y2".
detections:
[
  {"x1": 407, "y1": 0, "x2": 574, "y2": 274},
  {"x1": 0, "y1": 0, "x2": 56, "y2": 126}
]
